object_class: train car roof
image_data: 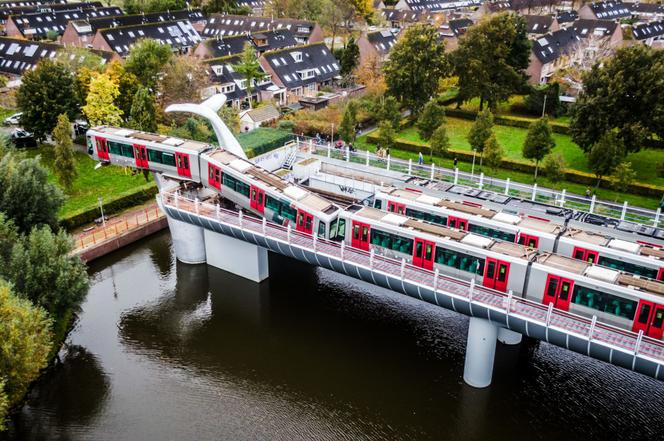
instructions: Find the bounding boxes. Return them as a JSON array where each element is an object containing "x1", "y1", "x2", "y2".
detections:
[
  {"x1": 536, "y1": 253, "x2": 589, "y2": 275},
  {"x1": 517, "y1": 217, "x2": 563, "y2": 234},
  {"x1": 92, "y1": 126, "x2": 212, "y2": 153},
  {"x1": 562, "y1": 228, "x2": 611, "y2": 246},
  {"x1": 207, "y1": 149, "x2": 339, "y2": 215}
]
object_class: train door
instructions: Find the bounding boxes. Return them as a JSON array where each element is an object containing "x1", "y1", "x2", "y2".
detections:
[
  {"x1": 133, "y1": 144, "x2": 148, "y2": 168},
  {"x1": 208, "y1": 164, "x2": 222, "y2": 190},
  {"x1": 296, "y1": 209, "x2": 314, "y2": 235},
  {"x1": 250, "y1": 185, "x2": 265, "y2": 213},
  {"x1": 483, "y1": 257, "x2": 510, "y2": 292},
  {"x1": 413, "y1": 238, "x2": 435, "y2": 270},
  {"x1": 387, "y1": 201, "x2": 406, "y2": 215},
  {"x1": 632, "y1": 301, "x2": 664, "y2": 339},
  {"x1": 572, "y1": 246, "x2": 598, "y2": 264},
  {"x1": 175, "y1": 152, "x2": 191, "y2": 178},
  {"x1": 518, "y1": 233, "x2": 539, "y2": 249},
  {"x1": 541, "y1": 274, "x2": 574, "y2": 311},
  {"x1": 95, "y1": 137, "x2": 109, "y2": 160},
  {"x1": 448, "y1": 216, "x2": 468, "y2": 231},
  {"x1": 351, "y1": 221, "x2": 370, "y2": 251}
]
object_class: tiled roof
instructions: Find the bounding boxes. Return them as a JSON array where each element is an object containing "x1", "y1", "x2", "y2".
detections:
[
  {"x1": 366, "y1": 29, "x2": 398, "y2": 55},
  {"x1": 570, "y1": 18, "x2": 618, "y2": 38},
  {"x1": 556, "y1": 10, "x2": 579, "y2": 23},
  {"x1": 0, "y1": 0, "x2": 88, "y2": 22},
  {"x1": 69, "y1": 8, "x2": 205, "y2": 37},
  {"x1": 206, "y1": 54, "x2": 274, "y2": 101},
  {"x1": 202, "y1": 29, "x2": 296, "y2": 58},
  {"x1": 632, "y1": 20, "x2": 664, "y2": 39},
  {"x1": 589, "y1": 0, "x2": 631, "y2": 19},
  {"x1": 242, "y1": 104, "x2": 280, "y2": 122},
  {"x1": 202, "y1": 14, "x2": 316, "y2": 43},
  {"x1": 262, "y1": 43, "x2": 339, "y2": 89},
  {"x1": 402, "y1": 0, "x2": 481, "y2": 11},
  {"x1": 381, "y1": 8, "x2": 429, "y2": 22},
  {"x1": 235, "y1": 0, "x2": 265, "y2": 10},
  {"x1": 625, "y1": 2, "x2": 664, "y2": 15},
  {"x1": 0, "y1": 36, "x2": 111, "y2": 75},
  {"x1": 531, "y1": 27, "x2": 581, "y2": 64},
  {"x1": 99, "y1": 19, "x2": 201, "y2": 56},
  {"x1": 524, "y1": 14, "x2": 555, "y2": 33},
  {"x1": 9, "y1": 6, "x2": 122, "y2": 38}
]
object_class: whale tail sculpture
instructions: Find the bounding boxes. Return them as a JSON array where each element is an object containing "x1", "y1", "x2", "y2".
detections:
[{"x1": 165, "y1": 93, "x2": 247, "y2": 160}]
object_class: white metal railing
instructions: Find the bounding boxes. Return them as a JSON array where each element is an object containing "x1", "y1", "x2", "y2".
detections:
[
  {"x1": 294, "y1": 137, "x2": 663, "y2": 229},
  {"x1": 161, "y1": 190, "x2": 664, "y2": 366}
]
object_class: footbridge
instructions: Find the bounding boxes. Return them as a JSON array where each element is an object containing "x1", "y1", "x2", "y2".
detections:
[{"x1": 158, "y1": 188, "x2": 664, "y2": 386}]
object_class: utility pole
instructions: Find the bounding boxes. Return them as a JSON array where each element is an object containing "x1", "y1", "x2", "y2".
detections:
[{"x1": 542, "y1": 94, "x2": 548, "y2": 118}]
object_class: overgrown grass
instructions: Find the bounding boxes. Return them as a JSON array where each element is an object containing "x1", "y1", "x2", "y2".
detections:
[
  {"x1": 25, "y1": 145, "x2": 153, "y2": 219},
  {"x1": 355, "y1": 133, "x2": 661, "y2": 210}
]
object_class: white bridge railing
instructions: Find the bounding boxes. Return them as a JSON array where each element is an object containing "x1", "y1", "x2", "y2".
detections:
[
  {"x1": 295, "y1": 138, "x2": 663, "y2": 229},
  {"x1": 161, "y1": 191, "x2": 664, "y2": 367}
]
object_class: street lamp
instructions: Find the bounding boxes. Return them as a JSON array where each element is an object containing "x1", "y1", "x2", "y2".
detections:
[
  {"x1": 471, "y1": 149, "x2": 477, "y2": 179},
  {"x1": 98, "y1": 197, "x2": 106, "y2": 227}
]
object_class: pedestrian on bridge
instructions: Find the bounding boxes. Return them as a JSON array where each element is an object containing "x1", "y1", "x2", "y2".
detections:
[{"x1": 418, "y1": 152, "x2": 424, "y2": 165}]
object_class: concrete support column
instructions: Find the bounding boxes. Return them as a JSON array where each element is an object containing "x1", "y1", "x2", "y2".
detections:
[
  {"x1": 204, "y1": 229, "x2": 269, "y2": 282},
  {"x1": 497, "y1": 327, "x2": 522, "y2": 345},
  {"x1": 167, "y1": 216, "x2": 207, "y2": 264},
  {"x1": 463, "y1": 317, "x2": 498, "y2": 388}
]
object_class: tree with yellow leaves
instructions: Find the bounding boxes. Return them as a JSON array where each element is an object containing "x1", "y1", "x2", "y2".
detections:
[{"x1": 82, "y1": 73, "x2": 123, "y2": 126}]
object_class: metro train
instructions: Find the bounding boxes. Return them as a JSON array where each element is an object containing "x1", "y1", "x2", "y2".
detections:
[
  {"x1": 87, "y1": 126, "x2": 664, "y2": 339},
  {"x1": 374, "y1": 187, "x2": 664, "y2": 281}
]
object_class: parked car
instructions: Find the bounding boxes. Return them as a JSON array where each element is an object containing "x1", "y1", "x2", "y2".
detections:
[
  {"x1": 10, "y1": 129, "x2": 37, "y2": 148},
  {"x1": 4, "y1": 112, "x2": 22, "y2": 126},
  {"x1": 74, "y1": 120, "x2": 89, "y2": 137}
]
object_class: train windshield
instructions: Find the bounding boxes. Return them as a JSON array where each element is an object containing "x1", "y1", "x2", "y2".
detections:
[{"x1": 329, "y1": 218, "x2": 346, "y2": 242}]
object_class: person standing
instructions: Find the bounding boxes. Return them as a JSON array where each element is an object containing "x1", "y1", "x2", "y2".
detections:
[
  {"x1": 453, "y1": 157, "x2": 458, "y2": 168},
  {"x1": 418, "y1": 152, "x2": 424, "y2": 165}
]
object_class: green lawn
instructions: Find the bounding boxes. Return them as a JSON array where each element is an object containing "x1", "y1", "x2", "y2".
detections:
[
  {"x1": 395, "y1": 118, "x2": 664, "y2": 187},
  {"x1": 26, "y1": 145, "x2": 154, "y2": 219},
  {"x1": 451, "y1": 95, "x2": 571, "y2": 126},
  {"x1": 354, "y1": 133, "x2": 661, "y2": 210}
]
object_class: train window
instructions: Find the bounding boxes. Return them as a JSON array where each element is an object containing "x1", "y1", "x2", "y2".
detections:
[
  {"x1": 353, "y1": 223, "x2": 359, "y2": 239},
  {"x1": 329, "y1": 218, "x2": 346, "y2": 241},
  {"x1": 425, "y1": 244, "x2": 433, "y2": 260},
  {"x1": 574, "y1": 249, "x2": 584, "y2": 259},
  {"x1": 107, "y1": 141, "x2": 122, "y2": 156},
  {"x1": 281, "y1": 205, "x2": 297, "y2": 223},
  {"x1": 497, "y1": 265, "x2": 507, "y2": 281},
  {"x1": 370, "y1": 229, "x2": 413, "y2": 254},
  {"x1": 597, "y1": 256, "x2": 657, "y2": 279},
  {"x1": 108, "y1": 141, "x2": 135, "y2": 158},
  {"x1": 434, "y1": 248, "x2": 484, "y2": 274},
  {"x1": 560, "y1": 281, "x2": 571, "y2": 300},
  {"x1": 468, "y1": 224, "x2": 515, "y2": 242},
  {"x1": 547, "y1": 278, "x2": 558, "y2": 297},
  {"x1": 374, "y1": 199, "x2": 382, "y2": 210},
  {"x1": 572, "y1": 285, "x2": 636, "y2": 320},
  {"x1": 405, "y1": 208, "x2": 446, "y2": 226},
  {"x1": 654, "y1": 310, "x2": 664, "y2": 328},
  {"x1": 637, "y1": 304, "x2": 651, "y2": 324},
  {"x1": 162, "y1": 152, "x2": 175, "y2": 167},
  {"x1": 317, "y1": 221, "x2": 326, "y2": 238}
]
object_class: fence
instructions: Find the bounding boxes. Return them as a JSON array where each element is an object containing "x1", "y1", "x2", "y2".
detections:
[
  {"x1": 74, "y1": 204, "x2": 163, "y2": 252},
  {"x1": 295, "y1": 137, "x2": 663, "y2": 229},
  {"x1": 161, "y1": 190, "x2": 664, "y2": 366}
]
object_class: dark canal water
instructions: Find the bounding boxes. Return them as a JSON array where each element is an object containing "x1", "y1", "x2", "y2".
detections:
[{"x1": 4, "y1": 231, "x2": 664, "y2": 441}]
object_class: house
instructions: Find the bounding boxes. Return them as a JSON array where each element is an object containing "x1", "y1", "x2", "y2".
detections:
[
  {"x1": 61, "y1": 9, "x2": 207, "y2": 47},
  {"x1": 204, "y1": 54, "x2": 285, "y2": 108},
  {"x1": 357, "y1": 29, "x2": 398, "y2": 66},
  {"x1": 527, "y1": 27, "x2": 582, "y2": 83},
  {"x1": 201, "y1": 14, "x2": 323, "y2": 45},
  {"x1": 0, "y1": 0, "x2": 89, "y2": 24},
  {"x1": 235, "y1": 0, "x2": 266, "y2": 15},
  {"x1": 556, "y1": 10, "x2": 579, "y2": 25},
  {"x1": 632, "y1": 20, "x2": 664, "y2": 47},
  {"x1": 570, "y1": 18, "x2": 623, "y2": 49},
  {"x1": 380, "y1": 8, "x2": 440, "y2": 28},
  {"x1": 239, "y1": 104, "x2": 280, "y2": 132},
  {"x1": 395, "y1": 0, "x2": 482, "y2": 12},
  {"x1": 439, "y1": 18, "x2": 473, "y2": 50},
  {"x1": 524, "y1": 14, "x2": 560, "y2": 35},
  {"x1": 193, "y1": 29, "x2": 297, "y2": 59},
  {"x1": 482, "y1": 0, "x2": 568, "y2": 15},
  {"x1": 579, "y1": 1, "x2": 631, "y2": 20},
  {"x1": 259, "y1": 43, "x2": 340, "y2": 102},
  {"x1": 625, "y1": 2, "x2": 664, "y2": 22},
  {"x1": 0, "y1": 36, "x2": 113, "y2": 78},
  {"x1": 90, "y1": 20, "x2": 201, "y2": 57},
  {"x1": 5, "y1": 6, "x2": 123, "y2": 39}
]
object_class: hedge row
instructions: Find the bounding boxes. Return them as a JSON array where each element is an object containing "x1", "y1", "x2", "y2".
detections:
[
  {"x1": 60, "y1": 182, "x2": 158, "y2": 230},
  {"x1": 238, "y1": 128, "x2": 295, "y2": 158},
  {"x1": 443, "y1": 108, "x2": 571, "y2": 135},
  {"x1": 366, "y1": 133, "x2": 664, "y2": 199}
]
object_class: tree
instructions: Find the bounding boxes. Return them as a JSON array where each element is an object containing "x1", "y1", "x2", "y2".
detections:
[
  {"x1": 52, "y1": 114, "x2": 78, "y2": 190},
  {"x1": 524, "y1": 82, "x2": 562, "y2": 117},
  {"x1": 232, "y1": 43, "x2": 266, "y2": 109},
  {"x1": 7, "y1": 226, "x2": 89, "y2": 319},
  {"x1": 610, "y1": 162, "x2": 636, "y2": 200},
  {"x1": 106, "y1": 60, "x2": 141, "y2": 120},
  {"x1": 430, "y1": 124, "x2": 450, "y2": 159},
  {"x1": 82, "y1": 73, "x2": 123, "y2": 126},
  {"x1": 587, "y1": 131, "x2": 625, "y2": 186},
  {"x1": 128, "y1": 87, "x2": 157, "y2": 132},
  {"x1": 0, "y1": 214, "x2": 18, "y2": 266},
  {"x1": 158, "y1": 55, "x2": 209, "y2": 111},
  {"x1": 219, "y1": 106, "x2": 240, "y2": 135},
  {"x1": 339, "y1": 100, "x2": 358, "y2": 143},
  {"x1": 124, "y1": 38, "x2": 173, "y2": 89},
  {"x1": 467, "y1": 108, "x2": 494, "y2": 167},
  {"x1": 0, "y1": 379, "x2": 7, "y2": 431},
  {"x1": 340, "y1": 37, "x2": 360, "y2": 77},
  {"x1": 453, "y1": 13, "x2": 530, "y2": 110},
  {"x1": 16, "y1": 60, "x2": 78, "y2": 141},
  {"x1": 0, "y1": 154, "x2": 64, "y2": 233},
  {"x1": 376, "y1": 95, "x2": 401, "y2": 130},
  {"x1": 542, "y1": 153, "x2": 566, "y2": 185},
  {"x1": 377, "y1": 120, "x2": 396, "y2": 152},
  {"x1": 355, "y1": 54, "x2": 386, "y2": 96},
  {"x1": 522, "y1": 117, "x2": 555, "y2": 181},
  {"x1": 483, "y1": 134, "x2": 504, "y2": 175},
  {"x1": 384, "y1": 24, "x2": 451, "y2": 113},
  {"x1": 319, "y1": 0, "x2": 354, "y2": 52},
  {"x1": 417, "y1": 100, "x2": 446, "y2": 142},
  {"x1": 0, "y1": 281, "x2": 52, "y2": 416},
  {"x1": 570, "y1": 45, "x2": 664, "y2": 153}
]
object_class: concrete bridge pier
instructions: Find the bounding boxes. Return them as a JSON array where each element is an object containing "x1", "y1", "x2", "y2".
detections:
[
  {"x1": 204, "y1": 229, "x2": 269, "y2": 283},
  {"x1": 167, "y1": 216, "x2": 207, "y2": 264},
  {"x1": 463, "y1": 317, "x2": 498, "y2": 388},
  {"x1": 497, "y1": 327, "x2": 523, "y2": 345}
]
